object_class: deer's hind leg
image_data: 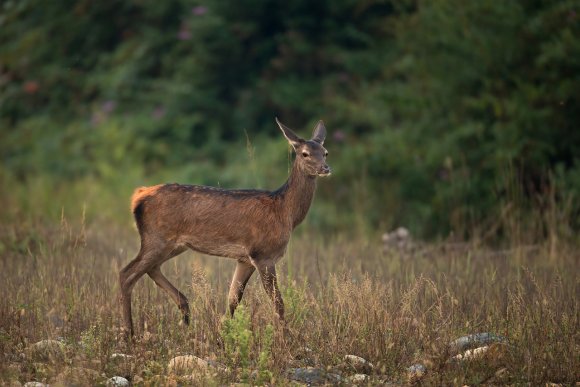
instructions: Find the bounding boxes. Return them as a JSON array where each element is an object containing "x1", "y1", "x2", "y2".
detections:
[
  {"x1": 148, "y1": 255, "x2": 191, "y2": 325},
  {"x1": 120, "y1": 243, "x2": 184, "y2": 337},
  {"x1": 120, "y1": 254, "x2": 147, "y2": 337},
  {"x1": 120, "y1": 247, "x2": 163, "y2": 337}
]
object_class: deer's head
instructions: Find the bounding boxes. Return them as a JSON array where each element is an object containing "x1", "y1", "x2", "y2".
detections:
[{"x1": 276, "y1": 118, "x2": 331, "y2": 177}]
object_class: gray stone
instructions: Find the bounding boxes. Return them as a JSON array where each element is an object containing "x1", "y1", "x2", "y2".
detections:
[
  {"x1": 448, "y1": 332, "x2": 507, "y2": 355},
  {"x1": 286, "y1": 367, "x2": 345, "y2": 385},
  {"x1": 406, "y1": 363, "x2": 426, "y2": 381}
]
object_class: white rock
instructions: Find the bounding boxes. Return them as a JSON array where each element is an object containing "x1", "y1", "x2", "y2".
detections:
[
  {"x1": 407, "y1": 363, "x2": 426, "y2": 380},
  {"x1": 110, "y1": 353, "x2": 133, "y2": 359},
  {"x1": 382, "y1": 227, "x2": 413, "y2": 252},
  {"x1": 109, "y1": 353, "x2": 134, "y2": 363},
  {"x1": 106, "y1": 376, "x2": 130, "y2": 386},
  {"x1": 451, "y1": 345, "x2": 489, "y2": 362},
  {"x1": 343, "y1": 354, "x2": 374, "y2": 374},
  {"x1": 350, "y1": 373, "x2": 370, "y2": 384},
  {"x1": 24, "y1": 383, "x2": 47, "y2": 387},
  {"x1": 26, "y1": 339, "x2": 65, "y2": 362},
  {"x1": 167, "y1": 355, "x2": 227, "y2": 375},
  {"x1": 395, "y1": 227, "x2": 410, "y2": 239},
  {"x1": 167, "y1": 355, "x2": 197, "y2": 374}
]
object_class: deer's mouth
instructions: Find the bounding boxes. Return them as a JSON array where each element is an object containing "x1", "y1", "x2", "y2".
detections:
[{"x1": 317, "y1": 166, "x2": 332, "y2": 177}]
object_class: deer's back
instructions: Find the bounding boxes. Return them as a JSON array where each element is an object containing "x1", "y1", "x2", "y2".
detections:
[{"x1": 132, "y1": 184, "x2": 291, "y2": 260}]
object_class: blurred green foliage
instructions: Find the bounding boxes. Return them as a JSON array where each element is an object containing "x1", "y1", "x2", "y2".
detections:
[{"x1": 1, "y1": 0, "x2": 579, "y2": 237}]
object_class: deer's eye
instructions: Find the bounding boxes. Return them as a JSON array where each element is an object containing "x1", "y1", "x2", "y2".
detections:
[
  {"x1": 324, "y1": 152, "x2": 328, "y2": 158},
  {"x1": 302, "y1": 152, "x2": 310, "y2": 158}
]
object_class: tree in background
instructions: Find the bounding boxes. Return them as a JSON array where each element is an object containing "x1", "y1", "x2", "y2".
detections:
[{"x1": 1, "y1": 0, "x2": 578, "y2": 238}]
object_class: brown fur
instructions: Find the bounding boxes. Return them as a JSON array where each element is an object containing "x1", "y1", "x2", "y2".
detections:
[{"x1": 119, "y1": 119, "x2": 330, "y2": 337}]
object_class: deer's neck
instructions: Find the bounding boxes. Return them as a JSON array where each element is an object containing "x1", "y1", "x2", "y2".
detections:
[{"x1": 276, "y1": 162, "x2": 317, "y2": 229}]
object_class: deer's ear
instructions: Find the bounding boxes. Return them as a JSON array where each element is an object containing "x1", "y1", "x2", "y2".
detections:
[
  {"x1": 311, "y1": 120, "x2": 326, "y2": 145},
  {"x1": 276, "y1": 117, "x2": 303, "y2": 150}
]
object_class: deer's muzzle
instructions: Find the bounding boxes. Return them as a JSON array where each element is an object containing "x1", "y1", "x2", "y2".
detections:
[{"x1": 318, "y1": 165, "x2": 332, "y2": 177}]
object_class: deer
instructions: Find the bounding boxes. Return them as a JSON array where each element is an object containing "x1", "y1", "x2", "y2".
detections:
[{"x1": 119, "y1": 118, "x2": 330, "y2": 336}]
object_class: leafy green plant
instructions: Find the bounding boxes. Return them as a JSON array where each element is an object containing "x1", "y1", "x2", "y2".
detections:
[
  {"x1": 282, "y1": 278, "x2": 309, "y2": 326},
  {"x1": 256, "y1": 324, "x2": 274, "y2": 384},
  {"x1": 220, "y1": 306, "x2": 275, "y2": 383},
  {"x1": 79, "y1": 323, "x2": 100, "y2": 359},
  {"x1": 220, "y1": 305, "x2": 252, "y2": 375}
]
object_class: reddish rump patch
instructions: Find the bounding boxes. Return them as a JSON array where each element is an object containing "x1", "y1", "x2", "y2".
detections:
[{"x1": 130, "y1": 185, "x2": 163, "y2": 212}]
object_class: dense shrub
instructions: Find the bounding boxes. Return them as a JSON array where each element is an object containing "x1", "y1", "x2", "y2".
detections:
[{"x1": 1, "y1": 0, "x2": 578, "y2": 237}]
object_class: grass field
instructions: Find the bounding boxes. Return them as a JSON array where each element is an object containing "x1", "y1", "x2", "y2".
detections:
[{"x1": 0, "y1": 200, "x2": 578, "y2": 385}]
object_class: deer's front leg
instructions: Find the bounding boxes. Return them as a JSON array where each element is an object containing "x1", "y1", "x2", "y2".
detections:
[
  {"x1": 228, "y1": 260, "x2": 256, "y2": 316},
  {"x1": 257, "y1": 263, "x2": 285, "y2": 321}
]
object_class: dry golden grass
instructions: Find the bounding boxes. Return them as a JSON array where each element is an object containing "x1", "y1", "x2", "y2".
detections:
[{"x1": 0, "y1": 213, "x2": 578, "y2": 385}]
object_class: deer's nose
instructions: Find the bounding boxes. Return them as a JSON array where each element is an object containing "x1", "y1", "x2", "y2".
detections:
[{"x1": 319, "y1": 165, "x2": 332, "y2": 176}]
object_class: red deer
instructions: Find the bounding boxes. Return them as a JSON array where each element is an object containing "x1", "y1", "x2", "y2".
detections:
[{"x1": 120, "y1": 118, "x2": 330, "y2": 336}]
